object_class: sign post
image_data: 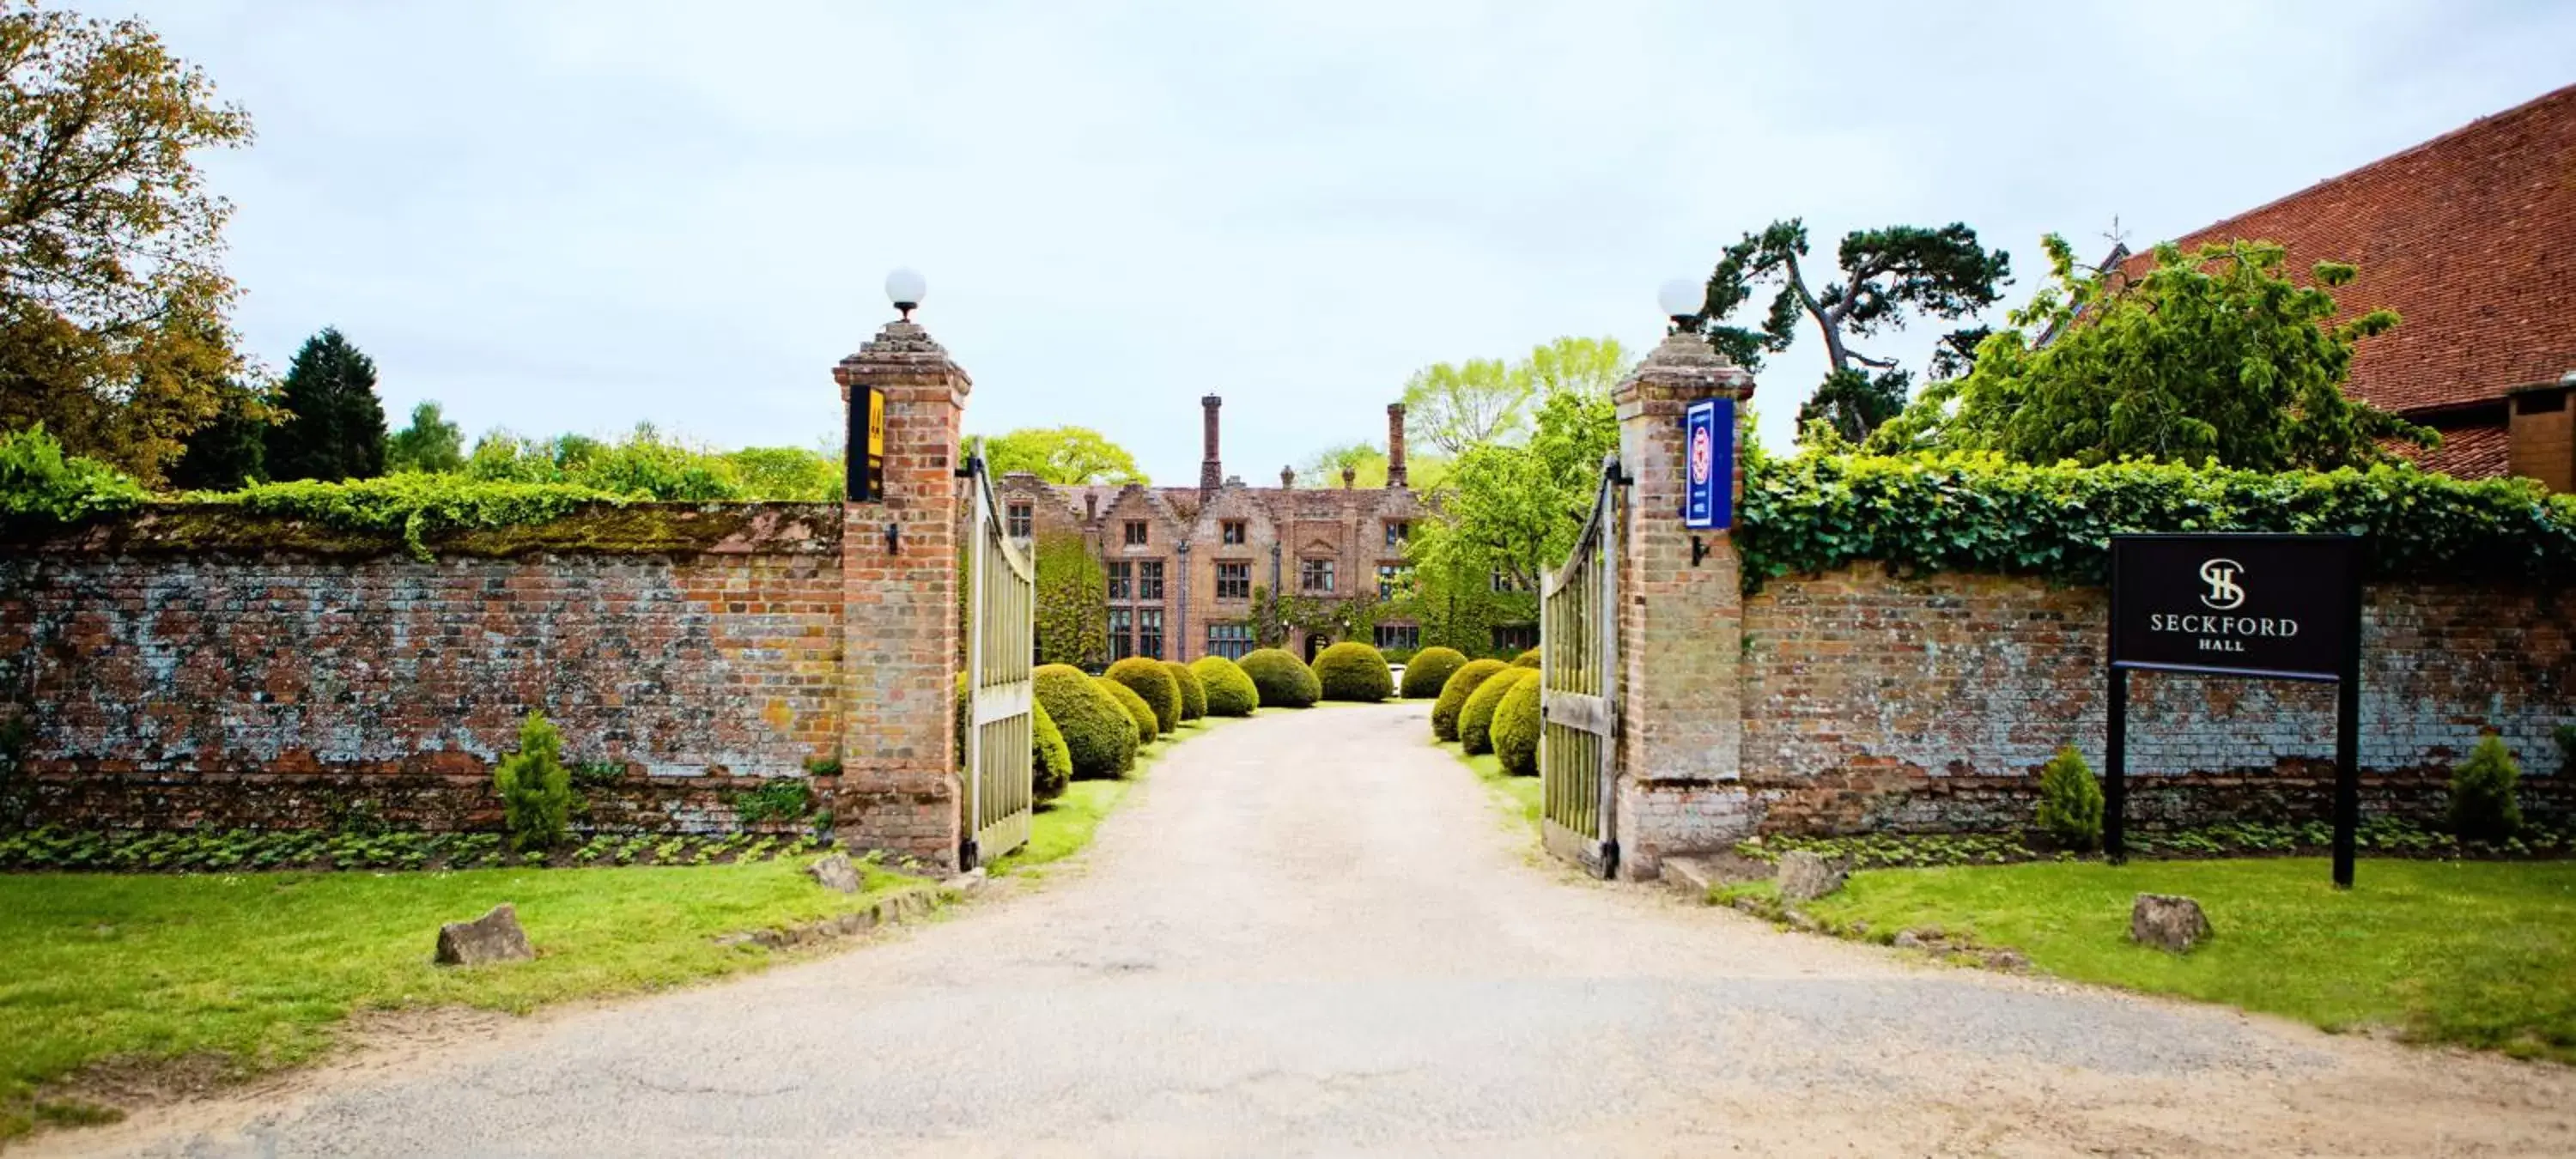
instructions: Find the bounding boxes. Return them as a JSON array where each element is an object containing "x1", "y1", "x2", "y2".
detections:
[
  {"x1": 1681, "y1": 397, "x2": 1732, "y2": 531},
  {"x1": 2106, "y1": 534, "x2": 2364, "y2": 886}
]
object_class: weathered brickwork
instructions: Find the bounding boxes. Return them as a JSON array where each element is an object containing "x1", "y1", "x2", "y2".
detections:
[
  {"x1": 0, "y1": 506, "x2": 845, "y2": 834},
  {"x1": 1738, "y1": 565, "x2": 2576, "y2": 832}
]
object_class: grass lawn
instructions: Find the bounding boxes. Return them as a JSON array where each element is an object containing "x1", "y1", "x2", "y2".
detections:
[
  {"x1": 0, "y1": 858, "x2": 924, "y2": 1140},
  {"x1": 993, "y1": 713, "x2": 1241, "y2": 877},
  {"x1": 1434, "y1": 739, "x2": 1541, "y2": 834},
  {"x1": 1772, "y1": 858, "x2": 2576, "y2": 1062}
]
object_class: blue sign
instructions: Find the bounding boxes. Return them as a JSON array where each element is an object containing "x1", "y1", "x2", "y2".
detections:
[{"x1": 1682, "y1": 397, "x2": 1732, "y2": 530}]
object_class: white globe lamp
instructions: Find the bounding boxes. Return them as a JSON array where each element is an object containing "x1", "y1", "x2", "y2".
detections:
[
  {"x1": 884, "y1": 268, "x2": 927, "y2": 320},
  {"x1": 1658, "y1": 277, "x2": 1701, "y2": 328}
]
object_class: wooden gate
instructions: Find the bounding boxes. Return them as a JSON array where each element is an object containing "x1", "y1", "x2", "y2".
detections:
[
  {"x1": 1540, "y1": 454, "x2": 1622, "y2": 878},
  {"x1": 962, "y1": 460, "x2": 1036, "y2": 867}
]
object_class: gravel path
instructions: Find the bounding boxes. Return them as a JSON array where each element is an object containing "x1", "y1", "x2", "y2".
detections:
[{"x1": 54, "y1": 702, "x2": 2576, "y2": 1156}]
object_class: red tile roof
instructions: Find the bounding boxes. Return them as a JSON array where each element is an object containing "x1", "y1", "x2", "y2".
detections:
[
  {"x1": 2129, "y1": 82, "x2": 2576, "y2": 416},
  {"x1": 2391, "y1": 422, "x2": 2511, "y2": 479}
]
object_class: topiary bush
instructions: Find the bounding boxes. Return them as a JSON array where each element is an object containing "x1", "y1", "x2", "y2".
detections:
[
  {"x1": 1379, "y1": 646, "x2": 1414, "y2": 665},
  {"x1": 1492, "y1": 671, "x2": 1543, "y2": 776},
  {"x1": 1097, "y1": 676, "x2": 1159, "y2": 745},
  {"x1": 1105, "y1": 657, "x2": 1182, "y2": 733},
  {"x1": 1192, "y1": 655, "x2": 1260, "y2": 716},
  {"x1": 494, "y1": 711, "x2": 573, "y2": 851},
  {"x1": 1313, "y1": 640, "x2": 1394, "y2": 702},
  {"x1": 1034, "y1": 664, "x2": 1136, "y2": 779},
  {"x1": 1031, "y1": 696, "x2": 1072, "y2": 803},
  {"x1": 1238, "y1": 647, "x2": 1319, "y2": 708},
  {"x1": 2033, "y1": 744, "x2": 2105, "y2": 852},
  {"x1": 1400, "y1": 646, "x2": 1467, "y2": 700},
  {"x1": 2448, "y1": 733, "x2": 2526, "y2": 842},
  {"x1": 1433, "y1": 658, "x2": 1509, "y2": 742},
  {"x1": 1162, "y1": 660, "x2": 1206, "y2": 722},
  {"x1": 1460, "y1": 668, "x2": 1531, "y2": 755},
  {"x1": 1510, "y1": 647, "x2": 1541, "y2": 669}
]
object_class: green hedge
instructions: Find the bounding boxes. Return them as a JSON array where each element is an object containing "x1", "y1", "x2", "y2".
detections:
[
  {"x1": 1031, "y1": 697, "x2": 1072, "y2": 802},
  {"x1": 1399, "y1": 646, "x2": 1467, "y2": 699},
  {"x1": 1460, "y1": 667, "x2": 1529, "y2": 755},
  {"x1": 1739, "y1": 451, "x2": 2576, "y2": 590},
  {"x1": 1312, "y1": 641, "x2": 1393, "y2": 702},
  {"x1": 1104, "y1": 657, "x2": 1180, "y2": 733},
  {"x1": 1191, "y1": 656, "x2": 1260, "y2": 716},
  {"x1": 1432, "y1": 658, "x2": 1509, "y2": 742},
  {"x1": 1510, "y1": 647, "x2": 1540, "y2": 669},
  {"x1": 1097, "y1": 676, "x2": 1159, "y2": 745},
  {"x1": 1162, "y1": 660, "x2": 1206, "y2": 721},
  {"x1": 1034, "y1": 664, "x2": 1136, "y2": 779},
  {"x1": 1238, "y1": 648, "x2": 1319, "y2": 708},
  {"x1": 1492, "y1": 671, "x2": 1543, "y2": 776}
]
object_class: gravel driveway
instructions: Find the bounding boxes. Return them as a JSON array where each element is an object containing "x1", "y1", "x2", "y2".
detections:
[{"x1": 55, "y1": 702, "x2": 2576, "y2": 1156}]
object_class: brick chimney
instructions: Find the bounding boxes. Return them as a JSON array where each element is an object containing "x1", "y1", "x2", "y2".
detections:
[
  {"x1": 1200, "y1": 394, "x2": 1224, "y2": 497},
  {"x1": 1386, "y1": 403, "x2": 1407, "y2": 488},
  {"x1": 1084, "y1": 492, "x2": 1098, "y2": 523}
]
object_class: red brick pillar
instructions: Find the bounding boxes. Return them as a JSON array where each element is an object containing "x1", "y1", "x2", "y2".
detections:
[
  {"x1": 1611, "y1": 330, "x2": 1756, "y2": 880},
  {"x1": 832, "y1": 319, "x2": 969, "y2": 870}
]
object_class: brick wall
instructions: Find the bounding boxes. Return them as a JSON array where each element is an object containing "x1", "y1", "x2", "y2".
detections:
[
  {"x1": 0, "y1": 505, "x2": 846, "y2": 834},
  {"x1": 1739, "y1": 564, "x2": 2576, "y2": 833}
]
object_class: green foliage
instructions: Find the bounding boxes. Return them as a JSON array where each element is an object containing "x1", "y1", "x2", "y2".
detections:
[
  {"x1": 1236, "y1": 647, "x2": 1319, "y2": 708},
  {"x1": 463, "y1": 423, "x2": 759, "y2": 501},
  {"x1": 493, "y1": 712, "x2": 573, "y2": 852},
  {"x1": 0, "y1": 424, "x2": 146, "y2": 523},
  {"x1": 1030, "y1": 696, "x2": 1072, "y2": 803},
  {"x1": 1797, "y1": 367, "x2": 1911, "y2": 446},
  {"x1": 167, "y1": 383, "x2": 271, "y2": 490},
  {"x1": 1097, "y1": 676, "x2": 1158, "y2": 744},
  {"x1": 1399, "y1": 646, "x2": 1467, "y2": 699},
  {"x1": 1492, "y1": 671, "x2": 1543, "y2": 776},
  {"x1": 1399, "y1": 337, "x2": 1629, "y2": 458},
  {"x1": 2033, "y1": 744, "x2": 2104, "y2": 852},
  {"x1": 196, "y1": 472, "x2": 629, "y2": 559},
  {"x1": 1311, "y1": 640, "x2": 1394, "y2": 702},
  {"x1": 1876, "y1": 236, "x2": 2427, "y2": 470},
  {"x1": 1736, "y1": 449, "x2": 2576, "y2": 591},
  {"x1": 1032, "y1": 664, "x2": 1136, "y2": 779},
  {"x1": 385, "y1": 401, "x2": 466, "y2": 474},
  {"x1": 1189, "y1": 655, "x2": 1260, "y2": 717},
  {"x1": 1432, "y1": 658, "x2": 1508, "y2": 742},
  {"x1": 2555, "y1": 724, "x2": 2576, "y2": 775},
  {"x1": 1510, "y1": 647, "x2": 1540, "y2": 669},
  {"x1": 1459, "y1": 668, "x2": 1532, "y2": 755},
  {"x1": 978, "y1": 426, "x2": 1145, "y2": 485},
  {"x1": 1161, "y1": 660, "x2": 1206, "y2": 722},
  {"x1": 2449, "y1": 734, "x2": 2526, "y2": 843},
  {"x1": 732, "y1": 779, "x2": 812, "y2": 827},
  {"x1": 1104, "y1": 657, "x2": 1181, "y2": 733},
  {"x1": 265, "y1": 328, "x2": 387, "y2": 482},
  {"x1": 1408, "y1": 379, "x2": 1618, "y2": 600},
  {"x1": 1034, "y1": 533, "x2": 1109, "y2": 668}
]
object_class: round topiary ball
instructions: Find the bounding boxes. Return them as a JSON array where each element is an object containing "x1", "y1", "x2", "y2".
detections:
[
  {"x1": 1312, "y1": 640, "x2": 1394, "y2": 702},
  {"x1": 1095, "y1": 676, "x2": 1160, "y2": 745},
  {"x1": 1034, "y1": 664, "x2": 1137, "y2": 779},
  {"x1": 1400, "y1": 646, "x2": 1467, "y2": 700},
  {"x1": 1031, "y1": 695, "x2": 1073, "y2": 801},
  {"x1": 1432, "y1": 658, "x2": 1509, "y2": 742},
  {"x1": 1191, "y1": 655, "x2": 1260, "y2": 716},
  {"x1": 1237, "y1": 647, "x2": 1320, "y2": 708},
  {"x1": 1510, "y1": 646, "x2": 1541, "y2": 669},
  {"x1": 1105, "y1": 657, "x2": 1182, "y2": 733},
  {"x1": 1492, "y1": 670, "x2": 1543, "y2": 776},
  {"x1": 1162, "y1": 659, "x2": 1206, "y2": 721},
  {"x1": 1459, "y1": 664, "x2": 1527, "y2": 755}
]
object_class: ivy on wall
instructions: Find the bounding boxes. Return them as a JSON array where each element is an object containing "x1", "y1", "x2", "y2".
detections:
[{"x1": 1737, "y1": 451, "x2": 2576, "y2": 591}]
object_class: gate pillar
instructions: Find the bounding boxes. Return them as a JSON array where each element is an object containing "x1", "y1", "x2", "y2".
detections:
[
  {"x1": 832, "y1": 318, "x2": 969, "y2": 870},
  {"x1": 1611, "y1": 331, "x2": 1755, "y2": 880}
]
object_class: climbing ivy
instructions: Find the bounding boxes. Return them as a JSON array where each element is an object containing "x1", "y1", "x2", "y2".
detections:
[{"x1": 1737, "y1": 451, "x2": 2576, "y2": 591}]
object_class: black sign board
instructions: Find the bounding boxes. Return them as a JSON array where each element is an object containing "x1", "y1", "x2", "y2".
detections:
[
  {"x1": 2105, "y1": 534, "x2": 2365, "y2": 886},
  {"x1": 845, "y1": 385, "x2": 885, "y2": 503}
]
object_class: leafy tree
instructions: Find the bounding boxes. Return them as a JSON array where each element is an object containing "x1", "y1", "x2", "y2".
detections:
[
  {"x1": 166, "y1": 380, "x2": 271, "y2": 490},
  {"x1": 980, "y1": 425, "x2": 1145, "y2": 485},
  {"x1": 1410, "y1": 383, "x2": 1616, "y2": 597},
  {"x1": 725, "y1": 446, "x2": 841, "y2": 501},
  {"x1": 1872, "y1": 236, "x2": 2431, "y2": 470},
  {"x1": 1686, "y1": 219, "x2": 2009, "y2": 443},
  {"x1": 264, "y1": 328, "x2": 386, "y2": 482},
  {"x1": 0, "y1": 3, "x2": 257, "y2": 485},
  {"x1": 1400, "y1": 337, "x2": 1628, "y2": 458},
  {"x1": 385, "y1": 400, "x2": 465, "y2": 474},
  {"x1": 0, "y1": 423, "x2": 144, "y2": 521},
  {"x1": 1034, "y1": 532, "x2": 1108, "y2": 669}
]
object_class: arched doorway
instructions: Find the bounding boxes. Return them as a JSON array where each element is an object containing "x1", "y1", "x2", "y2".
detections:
[{"x1": 1303, "y1": 633, "x2": 1330, "y2": 663}]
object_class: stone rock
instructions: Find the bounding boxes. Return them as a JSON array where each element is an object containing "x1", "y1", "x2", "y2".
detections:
[
  {"x1": 1983, "y1": 950, "x2": 2031, "y2": 971},
  {"x1": 1776, "y1": 851, "x2": 1848, "y2": 904},
  {"x1": 1892, "y1": 930, "x2": 1926, "y2": 950},
  {"x1": 2131, "y1": 893, "x2": 2212, "y2": 953},
  {"x1": 434, "y1": 904, "x2": 534, "y2": 966},
  {"x1": 808, "y1": 852, "x2": 860, "y2": 895}
]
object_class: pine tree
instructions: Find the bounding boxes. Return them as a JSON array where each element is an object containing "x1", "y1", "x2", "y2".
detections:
[
  {"x1": 264, "y1": 328, "x2": 387, "y2": 482},
  {"x1": 166, "y1": 382, "x2": 270, "y2": 491}
]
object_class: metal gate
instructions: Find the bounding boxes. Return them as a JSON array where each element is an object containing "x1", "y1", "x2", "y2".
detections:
[
  {"x1": 1540, "y1": 454, "x2": 1622, "y2": 877},
  {"x1": 962, "y1": 460, "x2": 1036, "y2": 867}
]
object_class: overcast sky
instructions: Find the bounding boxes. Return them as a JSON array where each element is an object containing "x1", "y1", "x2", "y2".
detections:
[{"x1": 92, "y1": 1, "x2": 2576, "y2": 481}]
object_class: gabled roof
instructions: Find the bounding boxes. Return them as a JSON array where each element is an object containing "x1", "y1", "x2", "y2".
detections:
[{"x1": 2127, "y1": 82, "x2": 2576, "y2": 416}]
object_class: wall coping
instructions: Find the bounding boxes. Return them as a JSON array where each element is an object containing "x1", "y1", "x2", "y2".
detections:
[{"x1": 0, "y1": 501, "x2": 844, "y2": 561}]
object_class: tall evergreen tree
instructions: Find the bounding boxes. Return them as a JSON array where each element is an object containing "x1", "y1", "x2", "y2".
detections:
[
  {"x1": 264, "y1": 328, "x2": 386, "y2": 482},
  {"x1": 166, "y1": 381, "x2": 270, "y2": 490}
]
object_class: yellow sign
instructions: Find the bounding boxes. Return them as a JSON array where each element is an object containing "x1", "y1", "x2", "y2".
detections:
[
  {"x1": 866, "y1": 388, "x2": 885, "y2": 460},
  {"x1": 848, "y1": 385, "x2": 887, "y2": 502}
]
